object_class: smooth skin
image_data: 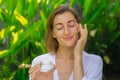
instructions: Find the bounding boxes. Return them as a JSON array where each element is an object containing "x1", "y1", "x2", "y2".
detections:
[{"x1": 28, "y1": 11, "x2": 88, "y2": 80}]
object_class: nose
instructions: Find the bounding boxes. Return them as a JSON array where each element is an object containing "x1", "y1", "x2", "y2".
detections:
[{"x1": 64, "y1": 27, "x2": 70, "y2": 35}]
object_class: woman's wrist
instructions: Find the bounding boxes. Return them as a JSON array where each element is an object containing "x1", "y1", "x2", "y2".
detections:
[
  {"x1": 73, "y1": 52, "x2": 82, "y2": 59},
  {"x1": 73, "y1": 54, "x2": 84, "y2": 80}
]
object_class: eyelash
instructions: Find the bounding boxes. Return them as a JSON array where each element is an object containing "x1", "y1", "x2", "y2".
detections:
[
  {"x1": 69, "y1": 24, "x2": 75, "y2": 27},
  {"x1": 57, "y1": 27, "x2": 63, "y2": 30},
  {"x1": 56, "y1": 23, "x2": 75, "y2": 30},
  {"x1": 70, "y1": 25, "x2": 74, "y2": 27}
]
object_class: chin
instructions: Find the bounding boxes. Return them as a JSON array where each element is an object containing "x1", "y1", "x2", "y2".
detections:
[{"x1": 65, "y1": 43, "x2": 76, "y2": 47}]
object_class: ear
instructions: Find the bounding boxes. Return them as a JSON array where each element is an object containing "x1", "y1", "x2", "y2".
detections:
[
  {"x1": 53, "y1": 35, "x2": 56, "y2": 38},
  {"x1": 52, "y1": 32, "x2": 56, "y2": 38}
]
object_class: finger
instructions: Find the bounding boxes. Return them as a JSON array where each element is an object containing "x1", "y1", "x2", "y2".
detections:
[
  {"x1": 30, "y1": 66, "x2": 41, "y2": 80},
  {"x1": 47, "y1": 65, "x2": 56, "y2": 73},
  {"x1": 52, "y1": 65, "x2": 57, "y2": 71},
  {"x1": 81, "y1": 24, "x2": 85, "y2": 39},
  {"x1": 29, "y1": 66, "x2": 38, "y2": 74},
  {"x1": 79, "y1": 24, "x2": 83, "y2": 38},
  {"x1": 29, "y1": 64, "x2": 40, "y2": 74},
  {"x1": 84, "y1": 24, "x2": 88, "y2": 38},
  {"x1": 31, "y1": 74, "x2": 36, "y2": 80},
  {"x1": 84, "y1": 24, "x2": 87, "y2": 34},
  {"x1": 83, "y1": 24, "x2": 88, "y2": 44},
  {"x1": 79, "y1": 24, "x2": 82, "y2": 33}
]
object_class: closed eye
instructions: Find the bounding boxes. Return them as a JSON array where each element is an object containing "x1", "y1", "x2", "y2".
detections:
[
  {"x1": 56, "y1": 24, "x2": 63, "y2": 30},
  {"x1": 68, "y1": 21, "x2": 75, "y2": 28}
]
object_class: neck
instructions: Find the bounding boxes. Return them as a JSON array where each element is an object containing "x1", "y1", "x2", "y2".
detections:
[{"x1": 56, "y1": 46, "x2": 74, "y2": 59}]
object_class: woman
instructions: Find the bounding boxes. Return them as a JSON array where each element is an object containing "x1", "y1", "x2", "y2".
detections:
[{"x1": 29, "y1": 4, "x2": 103, "y2": 80}]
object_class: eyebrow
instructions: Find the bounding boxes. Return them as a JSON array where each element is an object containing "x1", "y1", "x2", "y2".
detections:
[
  {"x1": 55, "y1": 19, "x2": 75, "y2": 27},
  {"x1": 68, "y1": 20, "x2": 75, "y2": 23},
  {"x1": 55, "y1": 23, "x2": 63, "y2": 27}
]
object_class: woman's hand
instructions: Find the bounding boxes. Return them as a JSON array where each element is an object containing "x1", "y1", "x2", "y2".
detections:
[
  {"x1": 74, "y1": 24, "x2": 88, "y2": 56},
  {"x1": 28, "y1": 64, "x2": 56, "y2": 80},
  {"x1": 73, "y1": 24, "x2": 88, "y2": 80}
]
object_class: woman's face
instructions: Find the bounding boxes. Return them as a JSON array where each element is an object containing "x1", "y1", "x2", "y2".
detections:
[{"x1": 53, "y1": 11, "x2": 79, "y2": 48}]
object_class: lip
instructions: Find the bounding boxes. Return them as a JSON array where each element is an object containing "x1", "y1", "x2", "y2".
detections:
[{"x1": 63, "y1": 36, "x2": 73, "y2": 41}]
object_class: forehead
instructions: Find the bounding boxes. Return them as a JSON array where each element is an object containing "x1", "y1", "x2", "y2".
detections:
[{"x1": 53, "y1": 11, "x2": 76, "y2": 24}]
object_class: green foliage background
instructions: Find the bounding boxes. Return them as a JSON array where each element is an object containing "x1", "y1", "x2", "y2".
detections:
[{"x1": 0, "y1": 0, "x2": 120, "y2": 80}]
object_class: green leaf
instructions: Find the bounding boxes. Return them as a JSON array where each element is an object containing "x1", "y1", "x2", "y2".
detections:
[
  {"x1": 103, "y1": 55, "x2": 110, "y2": 64},
  {"x1": 0, "y1": 21, "x2": 41, "y2": 58},
  {"x1": 39, "y1": 10, "x2": 47, "y2": 21},
  {"x1": 0, "y1": 0, "x2": 2, "y2": 4},
  {"x1": 83, "y1": 0, "x2": 92, "y2": 17},
  {"x1": 27, "y1": 0, "x2": 38, "y2": 19},
  {"x1": 69, "y1": 0, "x2": 76, "y2": 6},
  {"x1": 86, "y1": 3, "x2": 105, "y2": 23},
  {"x1": 4, "y1": 0, "x2": 18, "y2": 14},
  {"x1": 109, "y1": 30, "x2": 120, "y2": 43},
  {"x1": 108, "y1": 19, "x2": 117, "y2": 32}
]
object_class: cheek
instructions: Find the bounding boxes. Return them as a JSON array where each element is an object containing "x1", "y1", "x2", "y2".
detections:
[
  {"x1": 53, "y1": 30, "x2": 62, "y2": 39},
  {"x1": 72, "y1": 26, "x2": 79, "y2": 35}
]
